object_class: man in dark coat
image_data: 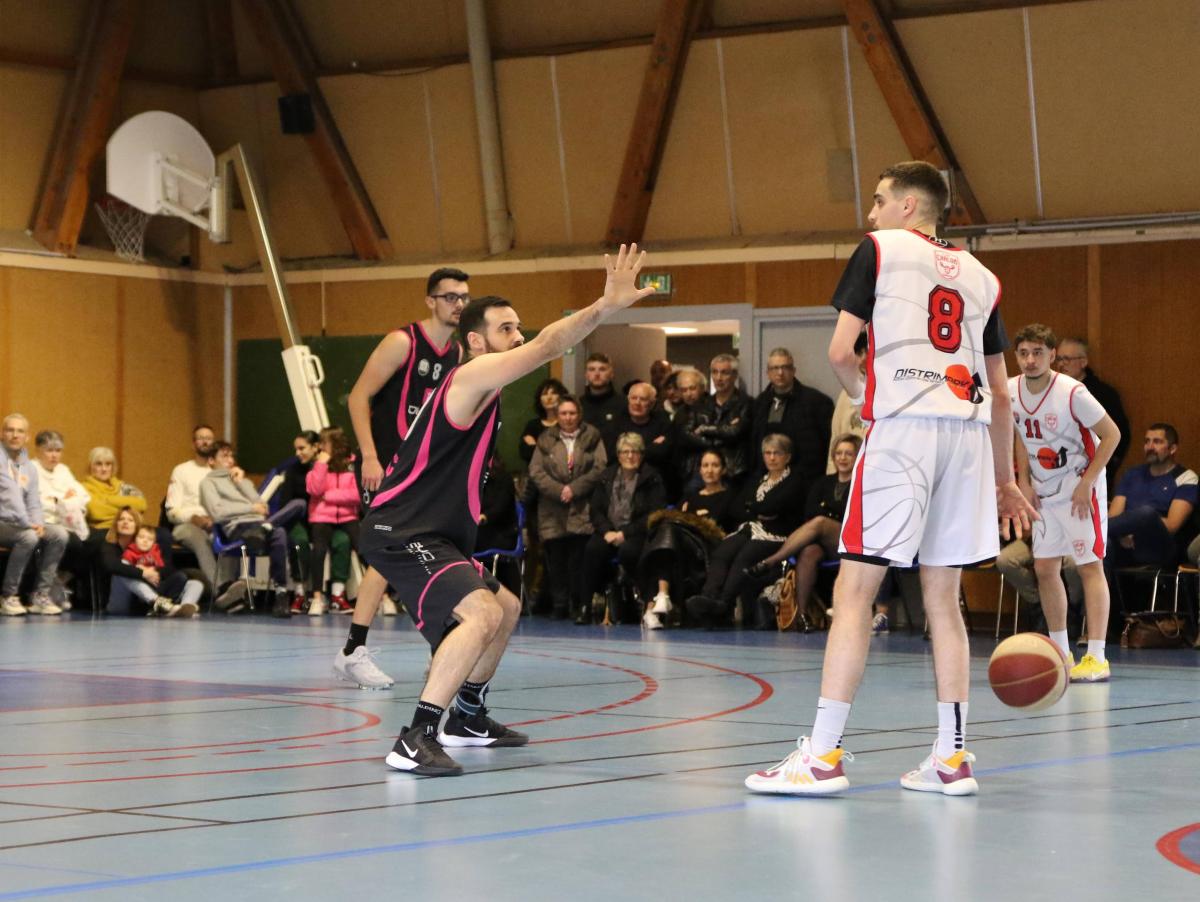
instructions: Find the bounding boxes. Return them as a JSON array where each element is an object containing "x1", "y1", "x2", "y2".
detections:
[
  {"x1": 750, "y1": 348, "x2": 833, "y2": 489},
  {"x1": 1055, "y1": 337, "x2": 1130, "y2": 495}
]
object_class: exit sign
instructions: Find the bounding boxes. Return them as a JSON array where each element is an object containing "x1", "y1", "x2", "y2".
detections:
[{"x1": 638, "y1": 272, "x2": 672, "y2": 297}]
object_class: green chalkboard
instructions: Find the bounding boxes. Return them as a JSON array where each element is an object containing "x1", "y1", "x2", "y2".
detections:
[{"x1": 235, "y1": 333, "x2": 546, "y2": 476}]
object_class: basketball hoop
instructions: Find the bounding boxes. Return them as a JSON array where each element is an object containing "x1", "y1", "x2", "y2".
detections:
[{"x1": 95, "y1": 196, "x2": 151, "y2": 262}]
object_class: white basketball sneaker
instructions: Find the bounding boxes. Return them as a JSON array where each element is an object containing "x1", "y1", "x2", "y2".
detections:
[
  {"x1": 744, "y1": 736, "x2": 853, "y2": 795},
  {"x1": 900, "y1": 743, "x2": 979, "y2": 796},
  {"x1": 333, "y1": 646, "x2": 394, "y2": 690},
  {"x1": 650, "y1": 592, "x2": 671, "y2": 615}
]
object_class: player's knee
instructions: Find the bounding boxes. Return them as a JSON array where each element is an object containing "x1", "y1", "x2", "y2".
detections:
[
  {"x1": 1032, "y1": 557, "x2": 1060, "y2": 580},
  {"x1": 462, "y1": 595, "x2": 503, "y2": 637},
  {"x1": 494, "y1": 589, "x2": 521, "y2": 623}
]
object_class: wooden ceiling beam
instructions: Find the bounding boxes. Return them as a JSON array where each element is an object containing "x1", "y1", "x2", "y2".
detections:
[
  {"x1": 842, "y1": 0, "x2": 984, "y2": 224},
  {"x1": 204, "y1": 0, "x2": 239, "y2": 82},
  {"x1": 30, "y1": 0, "x2": 139, "y2": 256},
  {"x1": 606, "y1": 0, "x2": 706, "y2": 246},
  {"x1": 238, "y1": 0, "x2": 392, "y2": 260}
]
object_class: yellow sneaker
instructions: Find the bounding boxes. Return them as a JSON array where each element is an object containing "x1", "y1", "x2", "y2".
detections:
[{"x1": 1069, "y1": 654, "x2": 1111, "y2": 683}]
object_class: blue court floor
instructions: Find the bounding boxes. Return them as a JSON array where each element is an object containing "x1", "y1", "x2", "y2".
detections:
[{"x1": 0, "y1": 613, "x2": 1197, "y2": 901}]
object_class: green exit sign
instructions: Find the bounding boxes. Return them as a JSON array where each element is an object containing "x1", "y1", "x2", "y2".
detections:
[{"x1": 638, "y1": 272, "x2": 672, "y2": 297}]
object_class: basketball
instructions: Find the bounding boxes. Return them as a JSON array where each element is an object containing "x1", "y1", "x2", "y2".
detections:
[{"x1": 988, "y1": 633, "x2": 1070, "y2": 711}]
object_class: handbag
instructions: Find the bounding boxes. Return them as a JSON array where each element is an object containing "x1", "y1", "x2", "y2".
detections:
[{"x1": 1120, "y1": 611, "x2": 1192, "y2": 649}]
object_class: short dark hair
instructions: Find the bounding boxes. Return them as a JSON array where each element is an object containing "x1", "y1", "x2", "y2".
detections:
[
  {"x1": 207, "y1": 440, "x2": 234, "y2": 461},
  {"x1": 1148, "y1": 422, "x2": 1180, "y2": 446},
  {"x1": 853, "y1": 331, "x2": 869, "y2": 355},
  {"x1": 295, "y1": 430, "x2": 320, "y2": 445},
  {"x1": 458, "y1": 295, "x2": 514, "y2": 347},
  {"x1": 1013, "y1": 323, "x2": 1058, "y2": 349},
  {"x1": 193, "y1": 423, "x2": 214, "y2": 437},
  {"x1": 533, "y1": 377, "x2": 569, "y2": 418},
  {"x1": 426, "y1": 267, "x2": 469, "y2": 296},
  {"x1": 586, "y1": 352, "x2": 611, "y2": 366},
  {"x1": 554, "y1": 394, "x2": 580, "y2": 414},
  {"x1": 880, "y1": 161, "x2": 949, "y2": 218}
]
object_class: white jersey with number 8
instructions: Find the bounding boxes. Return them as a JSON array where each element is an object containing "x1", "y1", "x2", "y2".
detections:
[{"x1": 852, "y1": 230, "x2": 1003, "y2": 424}]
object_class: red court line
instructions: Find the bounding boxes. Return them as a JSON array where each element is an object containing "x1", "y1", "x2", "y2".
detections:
[
  {"x1": 505, "y1": 652, "x2": 658, "y2": 727},
  {"x1": 0, "y1": 698, "x2": 381, "y2": 758},
  {"x1": 213, "y1": 750, "x2": 265, "y2": 757},
  {"x1": 1157, "y1": 823, "x2": 1200, "y2": 875},
  {"x1": 66, "y1": 760, "x2": 129, "y2": 767},
  {"x1": 523, "y1": 647, "x2": 773, "y2": 745},
  {"x1": 143, "y1": 756, "x2": 197, "y2": 762},
  {"x1": 277, "y1": 744, "x2": 324, "y2": 750}
]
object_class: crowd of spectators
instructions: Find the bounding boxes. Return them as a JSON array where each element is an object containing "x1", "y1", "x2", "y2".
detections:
[{"x1": 4, "y1": 332, "x2": 1196, "y2": 642}]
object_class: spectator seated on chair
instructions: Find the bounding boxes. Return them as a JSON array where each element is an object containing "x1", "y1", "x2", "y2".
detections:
[
  {"x1": 0, "y1": 414, "x2": 69, "y2": 617},
  {"x1": 100, "y1": 506, "x2": 203, "y2": 617},
  {"x1": 745, "y1": 434, "x2": 865, "y2": 632},
  {"x1": 164, "y1": 424, "x2": 221, "y2": 589},
  {"x1": 1105, "y1": 423, "x2": 1197, "y2": 619},
  {"x1": 686, "y1": 433, "x2": 807, "y2": 629},
  {"x1": 751, "y1": 348, "x2": 834, "y2": 493},
  {"x1": 639, "y1": 449, "x2": 734, "y2": 630},
  {"x1": 82, "y1": 446, "x2": 147, "y2": 538},
  {"x1": 199, "y1": 441, "x2": 292, "y2": 617},
  {"x1": 32, "y1": 429, "x2": 92, "y2": 610},
  {"x1": 305, "y1": 428, "x2": 360, "y2": 616},
  {"x1": 995, "y1": 538, "x2": 1083, "y2": 633},
  {"x1": 528, "y1": 395, "x2": 607, "y2": 621},
  {"x1": 581, "y1": 432, "x2": 666, "y2": 626},
  {"x1": 671, "y1": 368, "x2": 713, "y2": 494}
]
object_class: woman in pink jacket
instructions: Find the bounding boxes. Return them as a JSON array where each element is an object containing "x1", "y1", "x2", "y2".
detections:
[{"x1": 305, "y1": 427, "x2": 361, "y2": 613}]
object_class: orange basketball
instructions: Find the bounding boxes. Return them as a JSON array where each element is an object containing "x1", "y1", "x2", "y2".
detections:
[{"x1": 988, "y1": 633, "x2": 1070, "y2": 711}]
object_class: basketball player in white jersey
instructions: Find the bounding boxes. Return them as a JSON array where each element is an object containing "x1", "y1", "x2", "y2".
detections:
[
  {"x1": 1009, "y1": 323, "x2": 1120, "y2": 683},
  {"x1": 744, "y1": 161, "x2": 1036, "y2": 797}
]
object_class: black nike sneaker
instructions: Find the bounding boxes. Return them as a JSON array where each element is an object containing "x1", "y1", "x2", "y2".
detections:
[
  {"x1": 384, "y1": 724, "x2": 463, "y2": 776},
  {"x1": 438, "y1": 707, "x2": 530, "y2": 748}
]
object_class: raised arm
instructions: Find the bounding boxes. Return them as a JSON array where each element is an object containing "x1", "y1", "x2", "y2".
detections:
[
  {"x1": 347, "y1": 329, "x2": 412, "y2": 490},
  {"x1": 447, "y1": 245, "x2": 656, "y2": 424}
]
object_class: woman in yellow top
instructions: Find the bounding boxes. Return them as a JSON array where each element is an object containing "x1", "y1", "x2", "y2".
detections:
[{"x1": 82, "y1": 446, "x2": 147, "y2": 535}]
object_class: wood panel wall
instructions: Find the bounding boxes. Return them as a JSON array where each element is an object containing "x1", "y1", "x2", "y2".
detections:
[{"x1": 0, "y1": 264, "x2": 224, "y2": 521}]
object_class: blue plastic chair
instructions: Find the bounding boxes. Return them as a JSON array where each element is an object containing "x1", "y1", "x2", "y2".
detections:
[{"x1": 473, "y1": 501, "x2": 526, "y2": 604}]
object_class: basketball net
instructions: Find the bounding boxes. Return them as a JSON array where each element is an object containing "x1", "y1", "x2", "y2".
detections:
[{"x1": 95, "y1": 196, "x2": 151, "y2": 262}]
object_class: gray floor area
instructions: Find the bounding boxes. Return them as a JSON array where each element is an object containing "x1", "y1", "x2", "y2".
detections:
[{"x1": 0, "y1": 614, "x2": 1197, "y2": 901}]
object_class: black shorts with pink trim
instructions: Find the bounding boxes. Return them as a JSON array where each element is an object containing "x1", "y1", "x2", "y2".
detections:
[{"x1": 360, "y1": 533, "x2": 501, "y2": 650}]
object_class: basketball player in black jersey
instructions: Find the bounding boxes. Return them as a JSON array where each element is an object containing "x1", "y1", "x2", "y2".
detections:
[
  {"x1": 335, "y1": 269, "x2": 466, "y2": 689},
  {"x1": 365, "y1": 245, "x2": 655, "y2": 776}
]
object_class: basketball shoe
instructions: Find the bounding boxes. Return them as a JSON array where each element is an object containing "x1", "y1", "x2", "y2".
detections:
[
  {"x1": 438, "y1": 707, "x2": 529, "y2": 748},
  {"x1": 1069, "y1": 654, "x2": 1111, "y2": 683},
  {"x1": 385, "y1": 724, "x2": 462, "y2": 776},
  {"x1": 333, "y1": 646, "x2": 394, "y2": 689},
  {"x1": 744, "y1": 736, "x2": 852, "y2": 795},
  {"x1": 900, "y1": 744, "x2": 978, "y2": 796}
]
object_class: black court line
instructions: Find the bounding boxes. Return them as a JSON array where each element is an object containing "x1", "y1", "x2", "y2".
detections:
[
  {"x1": 5, "y1": 711, "x2": 1199, "y2": 854},
  {"x1": 3, "y1": 707, "x2": 1197, "y2": 850}
]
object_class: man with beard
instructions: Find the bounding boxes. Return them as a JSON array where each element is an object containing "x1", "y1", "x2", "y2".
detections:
[{"x1": 365, "y1": 246, "x2": 655, "y2": 776}]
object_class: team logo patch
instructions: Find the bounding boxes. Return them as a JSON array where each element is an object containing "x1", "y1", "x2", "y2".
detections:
[
  {"x1": 1045, "y1": 414, "x2": 1058, "y2": 430},
  {"x1": 943, "y1": 364, "x2": 985, "y2": 404},
  {"x1": 417, "y1": 358, "x2": 431, "y2": 376},
  {"x1": 1037, "y1": 446, "x2": 1068, "y2": 470},
  {"x1": 1073, "y1": 540, "x2": 1086, "y2": 557},
  {"x1": 934, "y1": 249, "x2": 960, "y2": 280}
]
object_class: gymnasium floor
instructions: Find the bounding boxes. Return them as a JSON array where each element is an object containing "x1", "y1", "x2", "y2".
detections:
[{"x1": 0, "y1": 614, "x2": 1197, "y2": 901}]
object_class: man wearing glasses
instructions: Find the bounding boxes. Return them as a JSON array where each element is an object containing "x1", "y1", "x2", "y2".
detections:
[
  {"x1": 1054, "y1": 337, "x2": 1130, "y2": 494},
  {"x1": 332, "y1": 268, "x2": 468, "y2": 687},
  {"x1": 750, "y1": 348, "x2": 833, "y2": 491}
]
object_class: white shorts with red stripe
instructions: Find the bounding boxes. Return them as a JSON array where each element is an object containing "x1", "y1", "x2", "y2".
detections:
[
  {"x1": 839, "y1": 417, "x2": 999, "y2": 567},
  {"x1": 1031, "y1": 482, "x2": 1108, "y2": 564}
]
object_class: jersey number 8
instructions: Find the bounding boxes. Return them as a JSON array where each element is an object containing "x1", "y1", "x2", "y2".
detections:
[{"x1": 927, "y1": 286, "x2": 965, "y2": 353}]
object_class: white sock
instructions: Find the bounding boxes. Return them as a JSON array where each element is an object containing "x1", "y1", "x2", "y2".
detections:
[
  {"x1": 811, "y1": 697, "x2": 852, "y2": 756},
  {"x1": 331, "y1": 582, "x2": 345, "y2": 596},
  {"x1": 1087, "y1": 639, "x2": 1106, "y2": 663},
  {"x1": 1049, "y1": 630, "x2": 1070, "y2": 659},
  {"x1": 936, "y1": 701, "x2": 968, "y2": 759}
]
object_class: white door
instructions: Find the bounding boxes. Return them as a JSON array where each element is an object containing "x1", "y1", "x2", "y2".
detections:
[{"x1": 752, "y1": 308, "x2": 842, "y2": 401}]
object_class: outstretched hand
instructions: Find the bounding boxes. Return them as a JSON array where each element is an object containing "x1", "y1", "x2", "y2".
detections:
[{"x1": 602, "y1": 243, "x2": 655, "y2": 310}]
